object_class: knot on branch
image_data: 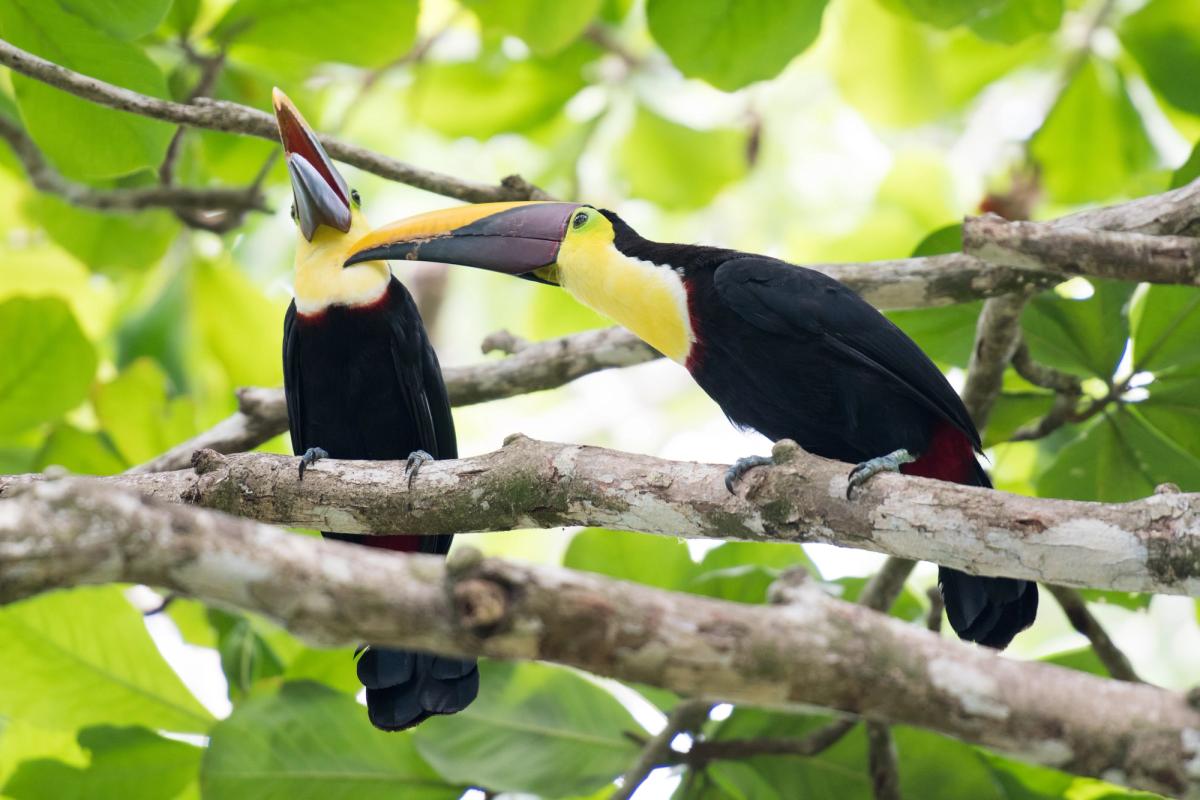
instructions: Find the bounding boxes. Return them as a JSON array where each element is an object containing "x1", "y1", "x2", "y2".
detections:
[
  {"x1": 453, "y1": 578, "x2": 510, "y2": 631},
  {"x1": 502, "y1": 432, "x2": 532, "y2": 448},
  {"x1": 191, "y1": 448, "x2": 227, "y2": 476},
  {"x1": 481, "y1": 329, "x2": 529, "y2": 356},
  {"x1": 771, "y1": 439, "x2": 804, "y2": 466}
]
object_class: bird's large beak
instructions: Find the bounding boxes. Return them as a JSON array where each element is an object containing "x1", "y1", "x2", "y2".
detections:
[
  {"x1": 273, "y1": 88, "x2": 352, "y2": 241},
  {"x1": 342, "y1": 201, "x2": 583, "y2": 284}
]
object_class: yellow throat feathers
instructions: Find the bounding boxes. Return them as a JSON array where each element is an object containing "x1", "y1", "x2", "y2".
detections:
[
  {"x1": 556, "y1": 233, "x2": 694, "y2": 363},
  {"x1": 293, "y1": 212, "x2": 391, "y2": 314}
]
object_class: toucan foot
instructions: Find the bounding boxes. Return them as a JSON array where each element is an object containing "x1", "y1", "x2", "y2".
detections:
[
  {"x1": 298, "y1": 447, "x2": 329, "y2": 480},
  {"x1": 724, "y1": 454, "x2": 775, "y2": 494},
  {"x1": 404, "y1": 450, "x2": 433, "y2": 489},
  {"x1": 846, "y1": 449, "x2": 915, "y2": 499}
]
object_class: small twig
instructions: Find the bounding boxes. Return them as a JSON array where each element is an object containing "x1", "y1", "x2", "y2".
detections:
[
  {"x1": 682, "y1": 719, "x2": 858, "y2": 767},
  {"x1": 925, "y1": 587, "x2": 944, "y2": 633},
  {"x1": 857, "y1": 557, "x2": 917, "y2": 612},
  {"x1": 962, "y1": 292, "x2": 1036, "y2": 429},
  {"x1": 866, "y1": 722, "x2": 901, "y2": 800},
  {"x1": 1012, "y1": 340, "x2": 1084, "y2": 395},
  {"x1": 611, "y1": 699, "x2": 710, "y2": 800},
  {"x1": 0, "y1": 115, "x2": 267, "y2": 214},
  {"x1": 585, "y1": 24, "x2": 645, "y2": 70},
  {"x1": 1047, "y1": 585, "x2": 1142, "y2": 683},
  {"x1": 142, "y1": 591, "x2": 178, "y2": 617}
]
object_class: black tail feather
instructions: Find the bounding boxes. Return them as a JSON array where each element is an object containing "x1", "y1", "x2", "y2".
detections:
[
  {"x1": 358, "y1": 647, "x2": 479, "y2": 731},
  {"x1": 939, "y1": 567, "x2": 1038, "y2": 650}
]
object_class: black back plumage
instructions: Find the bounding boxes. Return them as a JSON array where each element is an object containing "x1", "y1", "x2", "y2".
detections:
[
  {"x1": 283, "y1": 276, "x2": 478, "y2": 729},
  {"x1": 603, "y1": 211, "x2": 1036, "y2": 648}
]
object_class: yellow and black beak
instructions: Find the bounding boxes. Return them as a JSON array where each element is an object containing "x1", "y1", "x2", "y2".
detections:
[
  {"x1": 342, "y1": 201, "x2": 583, "y2": 284},
  {"x1": 273, "y1": 88, "x2": 352, "y2": 241}
]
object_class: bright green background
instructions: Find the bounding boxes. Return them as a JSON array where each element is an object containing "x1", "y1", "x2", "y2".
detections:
[{"x1": 0, "y1": 0, "x2": 1198, "y2": 797}]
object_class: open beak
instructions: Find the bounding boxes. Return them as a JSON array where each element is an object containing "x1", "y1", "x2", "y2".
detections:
[
  {"x1": 342, "y1": 201, "x2": 582, "y2": 284},
  {"x1": 273, "y1": 88, "x2": 352, "y2": 241}
]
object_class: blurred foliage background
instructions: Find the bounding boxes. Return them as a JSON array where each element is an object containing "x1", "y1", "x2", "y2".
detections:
[{"x1": 0, "y1": 0, "x2": 1199, "y2": 797}]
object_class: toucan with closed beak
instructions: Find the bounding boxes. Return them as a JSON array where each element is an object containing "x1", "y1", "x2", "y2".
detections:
[
  {"x1": 273, "y1": 89, "x2": 478, "y2": 729},
  {"x1": 342, "y1": 201, "x2": 1038, "y2": 649}
]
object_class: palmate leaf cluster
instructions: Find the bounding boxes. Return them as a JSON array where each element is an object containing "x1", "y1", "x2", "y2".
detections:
[{"x1": 0, "y1": 0, "x2": 1197, "y2": 798}]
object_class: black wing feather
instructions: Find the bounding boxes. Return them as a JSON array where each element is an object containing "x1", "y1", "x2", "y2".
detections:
[{"x1": 712, "y1": 256, "x2": 980, "y2": 450}]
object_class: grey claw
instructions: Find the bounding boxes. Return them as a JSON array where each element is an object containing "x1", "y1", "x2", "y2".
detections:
[
  {"x1": 298, "y1": 447, "x2": 328, "y2": 480},
  {"x1": 404, "y1": 450, "x2": 433, "y2": 489},
  {"x1": 846, "y1": 448, "x2": 914, "y2": 500},
  {"x1": 724, "y1": 454, "x2": 775, "y2": 494}
]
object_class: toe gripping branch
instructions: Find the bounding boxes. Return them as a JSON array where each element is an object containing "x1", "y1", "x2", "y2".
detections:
[
  {"x1": 298, "y1": 447, "x2": 329, "y2": 480},
  {"x1": 404, "y1": 450, "x2": 433, "y2": 489},
  {"x1": 724, "y1": 454, "x2": 776, "y2": 494},
  {"x1": 846, "y1": 448, "x2": 915, "y2": 499}
]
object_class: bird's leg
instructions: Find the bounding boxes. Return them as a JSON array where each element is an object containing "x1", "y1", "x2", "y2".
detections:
[
  {"x1": 724, "y1": 454, "x2": 775, "y2": 493},
  {"x1": 404, "y1": 450, "x2": 433, "y2": 489},
  {"x1": 846, "y1": 448, "x2": 915, "y2": 499},
  {"x1": 298, "y1": 447, "x2": 329, "y2": 480}
]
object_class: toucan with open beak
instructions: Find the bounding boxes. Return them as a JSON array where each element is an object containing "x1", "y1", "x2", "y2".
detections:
[
  {"x1": 273, "y1": 89, "x2": 478, "y2": 729},
  {"x1": 343, "y1": 202, "x2": 1038, "y2": 649}
]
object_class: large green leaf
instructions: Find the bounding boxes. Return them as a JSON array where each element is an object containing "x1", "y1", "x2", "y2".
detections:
[
  {"x1": 464, "y1": 0, "x2": 602, "y2": 55},
  {"x1": 93, "y1": 359, "x2": 197, "y2": 465},
  {"x1": 4, "y1": 725, "x2": 201, "y2": 800},
  {"x1": 1036, "y1": 408, "x2": 1200, "y2": 501},
  {"x1": 33, "y1": 424, "x2": 125, "y2": 475},
  {"x1": 201, "y1": 682, "x2": 459, "y2": 800},
  {"x1": 1139, "y1": 373, "x2": 1200, "y2": 457},
  {"x1": 647, "y1": 0, "x2": 830, "y2": 91},
  {"x1": 0, "y1": 587, "x2": 212, "y2": 733},
  {"x1": 410, "y1": 45, "x2": 592, "y2": 139},
  {"x1": 1130, "y1": 285, "x2": 1200, "y2": 374},
  {"x1": 193, "y1": 260, "x2": 285, "y2": 387},
  {"x1": 116, "y1": 263, "x2": 191, "y2": 392},
  {"x1": 685, "y1": 541, "x2": 817, "y2": 604},
  {"x1": 0, "y1": 0, "x2": 173, "y2": 180},
  {"x1": 617, "y1": 106, "x2": 748, "y2": 210},
  {"x1": 1119, "y1": 0, "x2": 1200, "y2": 116},
  {"x1": 0, "y1": 297, "x2": 96, "y2": 436},
  {"x1": 969, "y1": 0, "x2": 1063, "y2": 43},
  {"x1": 1021, "y1": 280, "x2": 1135, "y2": 380},
  {"x1": 0, "y1": 719, "x2": 87, "y2": 792},
  {"x1": 564, "y1": 528, "x2": 698, "y2": 590},
  {"x1": 1030, "y1": 58, "x2": 1156, "y2": 204},
  {"x1": 56, "y1": 0, "x2": 171, "y2": 40},
  {"x1": 24, "y1": 194, "x2": 177, "y2": 274},
  {"x1": 213, "y1": 0, "x2": 419, "y2": 68},
  {"x1": 413, "y1": 660, "x2": 642, "y2": 797},
  {"x1": 880, "y1": 0, "x2": 1007, "y2": 29},
  {"x1": 207, "y1": 609, "x2": 286, "y2": 703},
  {"x1": 1171, "y1": 140, "x2": 1200, "y2": 189}
]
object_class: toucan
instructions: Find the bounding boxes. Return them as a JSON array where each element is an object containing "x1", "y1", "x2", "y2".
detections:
[
  {"x1": 342, "y1": 201, "x2": 1038, "y2": 649},
  {"x1": 273, "y1": 89, "x2": 478, "y2": 728}
]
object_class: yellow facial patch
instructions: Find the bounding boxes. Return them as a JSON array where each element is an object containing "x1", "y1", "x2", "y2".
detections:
[
  {"x1": 556, "y1": 220, "x2": 694, "y2": 363},
  {"x1": 294, "y1": 209, "x2": 391, "y2": 314}
]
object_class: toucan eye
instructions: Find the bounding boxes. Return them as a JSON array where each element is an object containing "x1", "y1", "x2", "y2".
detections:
[
  {"x1": 289, "y1": 203, "x2": 298, "y2": 221},
  {"x1": 572, "y1": 210, "x2": 589, "y2": 230},
  {"x1": 350, "y1": 189, "x2": 361, "y2": 207}
]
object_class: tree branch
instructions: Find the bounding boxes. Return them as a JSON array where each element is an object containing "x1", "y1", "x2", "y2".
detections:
[
  {"x1": 612, "y1": 699, "x2": 710, "y2": 800},
  {"x1": 0, "y1": 114, "x2": 267, "y2": 214},
  {"x1": 1046, "y1": 585, "x2": 1142, "y2": 683},
  {"x1": 0, "y1": 38, "x2": 549, "y2": 204},
  {"x1": 964, "y1": 215, "x2": 1200, "y2": 286},
  {"x1": 7, "y1": 437, "x2": 1198, "y2": 596},
  {"x1": 1, "y1": 477, "x2": 1196, "y2": 796}
]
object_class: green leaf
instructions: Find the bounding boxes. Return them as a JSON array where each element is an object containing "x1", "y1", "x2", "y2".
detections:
[
  {"x1": 0, "y1": 586, "x2": 212, "y2": 733},
  {"x1": 1076, "y1": 589, "x2": 1150, "y2": 611},
  {"x1": 0, "y1": 0, "x2": 173, "y2": 180},
  {"x1": 617, "y1": 106, "x2": 748, "y2": 210},
  {"x1": 464, "y1": 0, "x2": 601, "y2": 55},
  {"x1": 685, "y1": 541, "x2": 818, "y2": 603},
  {"x1": 193, "y1": 260, "x2": 285, "y2": 387},
  {"x1": 1030, "y1": 59, "x2": 1156, "y2": 204},
  {"x1": 33, "y1": 424, "x2": 125, "y2": 475},
  {"x1": 116, "y1": 264, "x2": 191, "y2": 392},
  {"x1": 55, "y1": 0, "x2": 171, "y2": 40},
  {"x1": 1119, "y1": 0, "x2": 1200, "y2": 116},
  {"x1": 1171, "y1": 140, "x2": 1200, "y2": 189},
  {"x1": 163, "y1": 0, "x2": 200, "y2": 37},
  {"x1": 166, "y1": 599, "x2": 218, "y2": 649},
  {"x1": 214, "y1": 0, "x2": 419, "y2": 68},
  {"x1": 1041, "y1": 645, "x2": 1106, "y2": 677},
  {"x1": 1036, "y1": 408, "x2": 1200, "y2": 501},
  {"x1": 829, "y1": 577, "x2": 926, "y2": 621},
  {"x1": 414, "y1": 660, "x2": 643, "y2": 797},
  {"x1": 4, "y1": 725, "x2": 201, "y2": 800},
  {"x1": 24, "y1": 194, "x2": 177, "y2": 274},
  {"x1": 410, "y1": 45, "x2": 592, "y2": 139},
  {"x1": 982, "y1": 391, "x2": 1055, "y2": 447},
  {"x1": 1130, "y1": 285, "x2": 1200, "y2": 374},
  {"x1": 0, "y1": 719, "x2": 87, "y2": 792},
  {"x1": 207, "y1": 609, "x2": 286, "y2": 703},
  {"x1": 969, "y1": 0, "x2": 1063, "y2": 43},
  {"x1": 1139, "y1": 373, "x2": 1200, "y2": 457},
  {"x1": 0, "y1": 297, "x2": 96, "y2": 436},
  {"x1": 1021, "y1": 280, "x2": 1135, "y2": 379},
  {"x1": 202, "y1": 682, "x2": 460, "y2": 800},
  {"x1": 880, "y1": 0, "x2": 1007, "y2": 29},
  {"x1": 564, "y1": 528, "x2": 698, "y2": 590},
  {"x1": 280, "y1": 648, "x2": 361, "y2": 695},
  {"x1": 647, "y1": 0, "x2": 830, "y2": 91},
  {"x1": 93, "y1": 359, "x2": 197, "y2": 465}
]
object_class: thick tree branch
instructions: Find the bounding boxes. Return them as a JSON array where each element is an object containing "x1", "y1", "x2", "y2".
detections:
[
  {"x1": 961, "y1": 292, "x2": 1034, "y2": 430},
  {"x1": 0, "y1": 114, "x2": 267, "y2": 214},
  {"x1": 127, "y1": 327, "x2": 657, "y2": 473},
  {"x1": 964, "y1": 215, "x2": 1200, "y2": 285},
  {"x1": 8, "y1": 438, "x2": 1199, "y2": 596},
  {"x1": 0, "y1": 478, "x2": 1196, "y2": 796}
]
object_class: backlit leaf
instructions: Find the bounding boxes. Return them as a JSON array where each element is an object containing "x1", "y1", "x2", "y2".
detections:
[
  {"x1": 1119, "y1": 0, "x2": 1200, "y2": 116},
  {"x1": 463, "y1": 0, "x2": 602, "y2": 56}
]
